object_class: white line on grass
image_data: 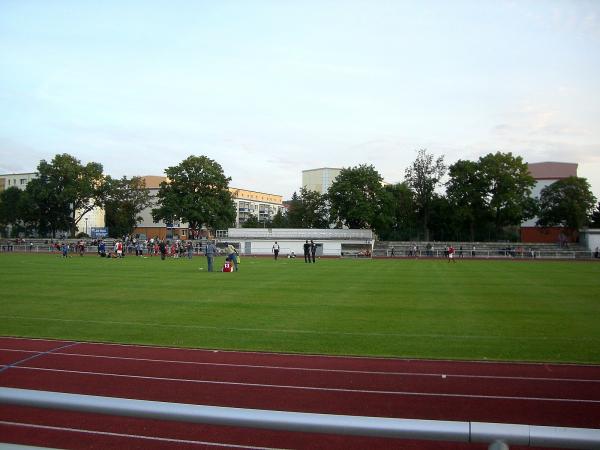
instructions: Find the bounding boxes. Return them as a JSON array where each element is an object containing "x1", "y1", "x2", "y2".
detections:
[
  {"x1": 11, "y1": 366, "x2": 600, "y2": 404},
  {"x1": 2, "y1": 315, "x2": 598, "y2": 341},
  {"x1": 0, "y1": 420, "x2": 282, "y2": 449},
  {"x1": 2, "y1": 348, "x2": 599, "y2": 383}
]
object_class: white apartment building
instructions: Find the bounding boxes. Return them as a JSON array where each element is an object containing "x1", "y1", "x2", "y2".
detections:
[
  {"x1": 133, "y1": 176, "x2": 285, "y2": 239},
  {"x1": 0, "y1": 172, "x2": 105, "y2": 234},
  {"x1": 0, "y1": 172, "x2": 38, "y2": 192}
]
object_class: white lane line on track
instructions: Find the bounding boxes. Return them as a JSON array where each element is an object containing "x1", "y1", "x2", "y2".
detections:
[
  {"x1": 9, "y1": 365, "x2": 600, "y2": 404},
  {"x1": 2, "y1": 348, "x2": 599, "y2": 384},
  {"x1": 0, "y1": 420, "x2": 283, "y2": 450},
  {"x1": 0, "y1": 342, "x2": 80, "y2": 375},
  {"x1": 3, "y1": 315, "x2": 599, "y2": 341},
  {"x1": 2, "y1": 335, "x2": 600, "y2": 369}
]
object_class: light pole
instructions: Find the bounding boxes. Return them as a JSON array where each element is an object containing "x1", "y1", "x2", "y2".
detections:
[{"x1": 85, "y1": 218, "x2": 88, "y2": 235}]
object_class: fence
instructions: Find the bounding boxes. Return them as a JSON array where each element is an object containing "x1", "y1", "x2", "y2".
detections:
[
  {"x1": 2, "y1": 244, "x2": 598, "y2": 260},
  {"x1": 1, "y1": 388, "x2": 599, "y2": 449},
  {"x1": 382, "y1": 248, "x2": 597, "y2": 260}
]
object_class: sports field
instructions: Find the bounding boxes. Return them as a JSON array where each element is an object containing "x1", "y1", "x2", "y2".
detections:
[{"x1": 0, "y1": 252, "x2": 599, "y2": 363}]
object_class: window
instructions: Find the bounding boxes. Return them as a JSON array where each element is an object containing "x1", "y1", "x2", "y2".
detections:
[{"x1": 20, "y1": 179, "x2": 26, "y2": 185}]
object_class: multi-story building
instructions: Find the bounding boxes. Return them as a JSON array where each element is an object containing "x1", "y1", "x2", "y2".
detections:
[
  {"x1": 133, "y1": 176, "x2": 285, "y2": 239},
  {"x1": 520, "y1": 161, "x2": 578, "y2": 243},
  {"x1": 230, "y1": 188, "x2": 284, "y2": 227},
  {"x1": 302, "y1": 168, "x2": 342, "y2": 195},
  {"x1": 0, "y1": 172, "x2": 104, "y2": 235},
  {"x1": 0, "y1": 172, "x2": 38, "y2": 192}
]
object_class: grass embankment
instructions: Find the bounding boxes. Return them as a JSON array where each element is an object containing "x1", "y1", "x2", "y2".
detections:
[{"x1": 1, "y1": 252, "x2": 599, "y2": 363}]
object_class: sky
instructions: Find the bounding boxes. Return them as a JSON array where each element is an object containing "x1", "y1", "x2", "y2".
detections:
[{"x1": 1, "y1": 0, "x2": 600, "y2": 200}]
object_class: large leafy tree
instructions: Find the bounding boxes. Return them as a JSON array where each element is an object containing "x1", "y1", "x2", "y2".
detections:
[
  {"x1": 270, "y1": 209, "x2": 288, "y2": 228},
  {"x1": 328, "y1": 164, "x2": 385, "y2": 229},
  {"x1": 404, "y1": 149, "x2": 446, "y2": 241},
  {"x1": 478, "y1": 152, "x2": 536, "y2": 234},
  {"x1": 285, "y1": 188, "x2": 329, "y2": 228},
  {"x1": 446, "y1": 159, "x2": 489, "y2": 241},
  {"x1": 376, "y1": 183, "x2": 417, "y2": 240},
  {"x1": 25, "y1": 154, "x2": 107, "y2": 237},
  {"x1": 0, "y1": 187, "x2": 24, "y2": 235},
  {"x1": 536, "y1": 176, "x2": 597, "y2": 233},
  {"x1": 299, "y1": 187, "x2": 329, "y2": 228},
  {"x1": 286, "y1": 192, "x2": 303, "y2": 228},
  {"x1": 151, "y1": 155, "x2": 236, "y2": 233},
  {"x1": 104, "y1": 176, "x2": 152, "y2": 238},
  {"x1": 427, "y1": 194, "x2": 458, "y2": 241}
]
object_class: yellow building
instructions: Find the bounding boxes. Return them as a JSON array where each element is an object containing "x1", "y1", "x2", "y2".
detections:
[{"x1": 133, "y1": 176, "x2": 284, "y2": 239}]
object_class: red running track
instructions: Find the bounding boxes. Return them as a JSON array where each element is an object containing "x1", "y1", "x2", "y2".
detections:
[{"x1": 0, "y1": 336, "x2": 599, "y2": 449}]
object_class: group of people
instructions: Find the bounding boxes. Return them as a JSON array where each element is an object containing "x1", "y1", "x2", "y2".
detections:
[
  {"x1": 271, "y1": 240, "x2": 318, "y2": 263},
  {"x1": 204, "y1": 241, "x2": 239, "y2": 272},
  {"x1": 303, "y1": 240, "x2": 318, "y2": 263}
]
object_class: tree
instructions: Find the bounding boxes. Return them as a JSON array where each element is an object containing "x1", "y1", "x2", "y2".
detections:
[
  {"x1": 24, "y1": 176, "x2": 71, "y2": 238},
  {"x1": 25, "y1": 154, "x2": 107, "y2": 237},
  {"x1": 286, "y1": 192, "x2": 303, "y2": 228},
  {"x1": 0, "y1": 187, "x2": 24, "y2": 236},
  {"x1": 299, "y1": 187, "x2": 329, "y2": 228},
  {"x1": 284, "y1": 188, "x2": 329, "y2": 228},
  {"x1": 536, "y1": 176, "x2": 597, "y2": 233},
  {"x1": 151, "y1": 155, "x2": 236, "y2": 233},
  {"x1": 241, "y1": 214, "x2": 260, "y2": 228},
  {"x1": 478, "y1": 152, "x2": 536, "y2": 235},
  {"x1": 590, "y1": 202, "x2": 600, "y2": 228},
  {"x1": 427, "y1": 194, "x2": 456, "y2": 241},
  {"x1": 328, "y1": 164, "x2": 385, "y2": 229},
  {"x1": 404, "y1": 149, "x2": 446, "y2": 241},
  {"x1": 446, "y1": 159, "x2": 489, "y2": 241},
  {"x1": 270, "y1": 209, "x2": 288, "y2": 228},
  {"x1": 376, "y1": 183, "x2": 417, "y2": 240},
  {"x1": 104, "y1": 176, "x2": 152, "y2": 238}
]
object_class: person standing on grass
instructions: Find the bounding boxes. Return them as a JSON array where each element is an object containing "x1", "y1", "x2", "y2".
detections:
[
  {"x1": 187, "y1": 240, "x2": 193, "y2": 259},
  {"x1": 310, "y1": 240, "x2": 317, "y2": 263},
  {"x1": 303, "y1": 240, "x2": 310, "y2": 263},
  {"x1": 159, "y1": 240, "x2": 167, "y2": 260},
  {"x1": 448, "y1": 245, "x2": 456, "y2": 262},
  {"x1": 226, "y1": 243, "x2": 238, "y2": 271},
  {"x1": 272, "y1": 241, "x2": 280, "y2": 260},
  {"x1": 205, "y1": 240, "x2": 217, "y2": 272}
]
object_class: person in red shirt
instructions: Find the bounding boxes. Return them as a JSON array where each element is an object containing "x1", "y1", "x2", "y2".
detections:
[
  {"x1": 222, "y1": 257, "x2": 234, "y2": 272},
  {"x1": 448, "y1": 245, "x2": 456, "y2": 263}
]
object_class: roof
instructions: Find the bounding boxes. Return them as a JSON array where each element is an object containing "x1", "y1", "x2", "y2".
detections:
[{"x1": 527, "y1": 162, "x2": 578, "y2": 180}]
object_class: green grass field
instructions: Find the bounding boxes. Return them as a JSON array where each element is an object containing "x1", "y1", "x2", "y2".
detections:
[{"x1": 1, "y1": 252, "x2": 599, "y2": 363}]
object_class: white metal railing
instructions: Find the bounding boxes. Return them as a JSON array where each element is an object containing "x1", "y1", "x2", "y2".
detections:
[
  {"x1": 1, "y1": 388, "x2": 599, "y2": 449},
  {"x1": 381, "y1": 249, "x2": 596, "y2": 260},
  {"x1": 1, "y1": 245, "x2": 598, "y2": 260}
]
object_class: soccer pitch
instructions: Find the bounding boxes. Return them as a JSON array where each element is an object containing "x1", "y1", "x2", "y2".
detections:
[{"x1": 1, "y1": 253, "x2": 599, "y2": 363}]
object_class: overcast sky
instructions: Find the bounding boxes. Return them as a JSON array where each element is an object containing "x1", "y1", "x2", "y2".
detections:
[{"x1": 1, "y1": 0, "x2": 599, "y2": 200}]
